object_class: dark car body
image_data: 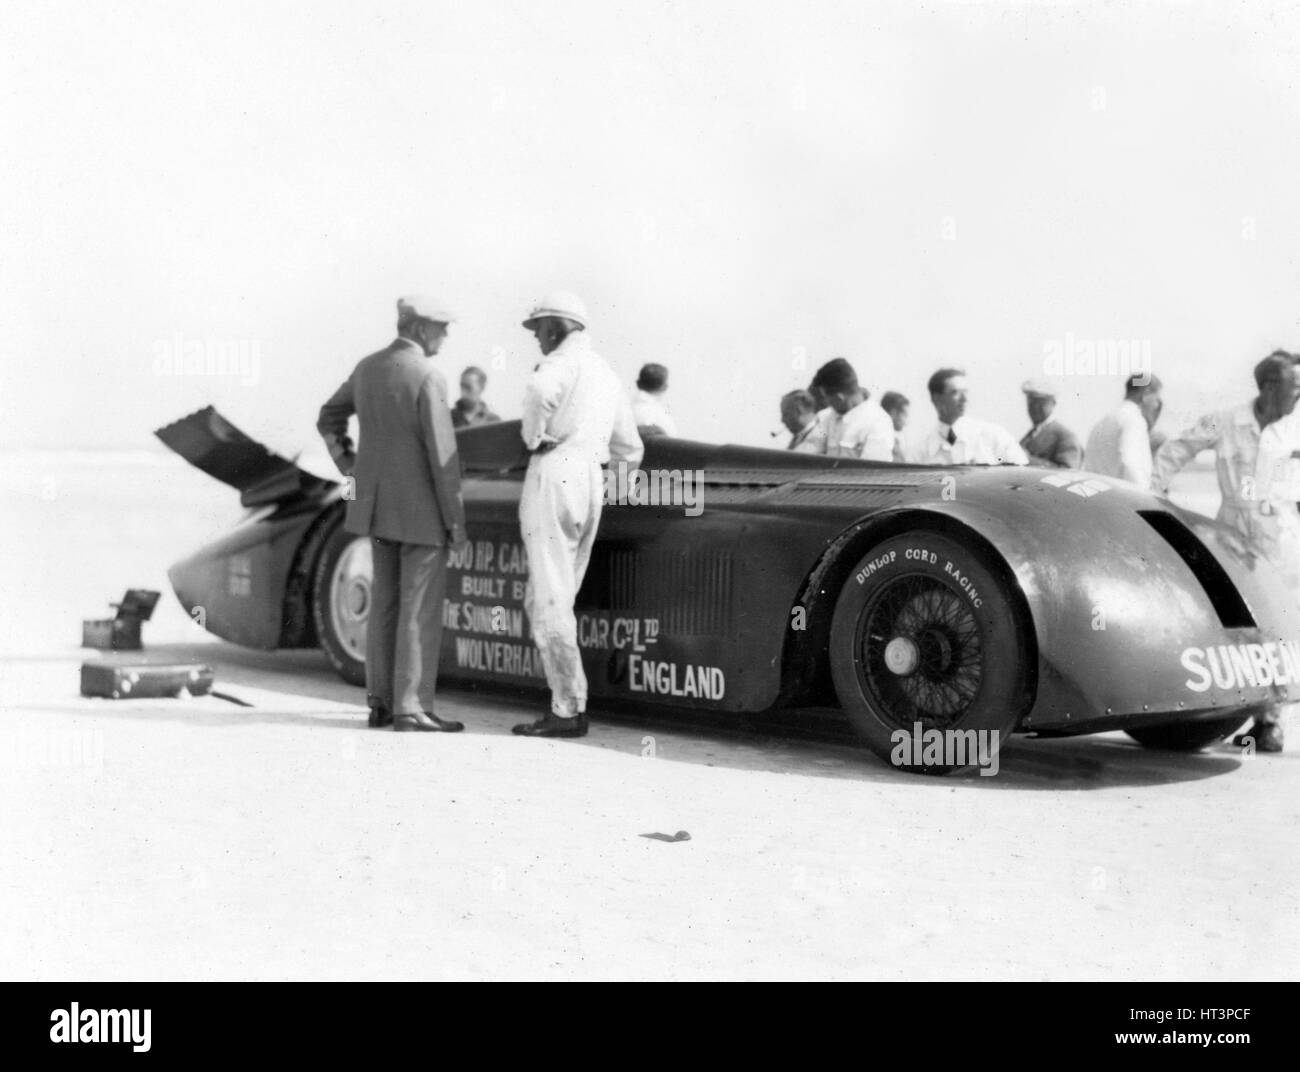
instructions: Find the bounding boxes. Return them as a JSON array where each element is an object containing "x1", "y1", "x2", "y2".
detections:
[{"x1": 157, "y1": 407, "x2": 1300, "y2": 756}]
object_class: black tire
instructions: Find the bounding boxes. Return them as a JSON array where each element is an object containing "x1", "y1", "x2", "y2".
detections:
[
  {"x1": 1125, "y1": 714, "x2": 1248, "y2": 752},
  {"x1": 312, "y1": 521, "x2": 370, "y2": 687},
  {"x1": 828, "y1": 532, "x2": 1032, "y2": 774}
]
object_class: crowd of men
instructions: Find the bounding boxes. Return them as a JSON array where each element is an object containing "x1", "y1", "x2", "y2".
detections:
[
  {"x1": 446, "y1": 356, "x2": 676, "y2": 441},
  {"x1": 781, "y1": 358, "x2": 1130, "y2": 469},
  {"x1": 318, "y1": 294, "x2": 1296, "y2": 753}
]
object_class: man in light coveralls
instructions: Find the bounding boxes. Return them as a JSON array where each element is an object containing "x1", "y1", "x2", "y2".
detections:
[
  {"x1": 514, "y1": 291, "x2": 643, "y2": 739},
  {"x1": 1153, "y1": 350, "x2": 1300, "y2": 753}
]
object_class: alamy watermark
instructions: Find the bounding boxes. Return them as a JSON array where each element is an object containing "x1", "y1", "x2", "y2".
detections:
[
  {"x1": 151, "y1": 333, "x2": 261, "y2": 386},
  {"x1": 50, "y1": 1003, "x2": 150, "y2": 1052},
  {"x1": 890, "y1": 722, "x2": 1001, "y2": 776},
  {"x1": 1042, "y1": 333, "x2": 1151, "y2": 383},
  {"x1": 603, "y1": 462, "x2": 703, "y2": 517},
  {"x1": 0, "y1": 728, "x2": 104, "y2": 771}
]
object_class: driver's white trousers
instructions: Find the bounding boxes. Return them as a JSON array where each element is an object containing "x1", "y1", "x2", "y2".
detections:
[{"x1": 519, "y1": 450, "x2": 604, "y2": 718}]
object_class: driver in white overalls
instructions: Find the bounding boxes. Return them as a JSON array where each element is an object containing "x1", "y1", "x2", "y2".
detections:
[
  {"x1": 1153, "y1": 351, "x2": 1300, "y2": 753},
  {"x1": 513, "y1": 291, "x2": 643, "y2": 739}
]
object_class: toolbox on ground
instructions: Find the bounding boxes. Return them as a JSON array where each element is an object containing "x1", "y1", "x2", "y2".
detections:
[
  {"x1": 81, "y1": 589, "x2": 162, "y2": 651},
  {"x1": 80, "y1": 662, "x2": 215, "y2": 699}
]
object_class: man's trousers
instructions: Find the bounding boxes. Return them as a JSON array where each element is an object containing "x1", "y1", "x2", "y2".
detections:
[
  {"x1": 366, "y1": 537, "x2": 449, "y2": 716},
  {"x1": 519, "y1": 451, "x2": 603, "y2": 719}
]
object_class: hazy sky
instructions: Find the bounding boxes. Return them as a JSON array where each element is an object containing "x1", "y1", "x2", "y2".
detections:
[{"x1": 4, "y1": 0, "x2": 1300, "y2": 457}]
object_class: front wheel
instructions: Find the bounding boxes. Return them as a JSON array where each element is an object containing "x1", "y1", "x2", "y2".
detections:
[
  {"x1": 828, "y1": 532, "x2": 1033, "y2": 774},
  {"x1": 312, "y1": 523, "x2": 370, "y2": 686}
]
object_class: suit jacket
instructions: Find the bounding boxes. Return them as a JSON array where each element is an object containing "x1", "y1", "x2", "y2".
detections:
[
  {"x1": 1020, "y1": 418, "x2": 1083, "y2": 469},
  {"x1": 317, "y1": 338, "x2": 466, "y2": 545}
]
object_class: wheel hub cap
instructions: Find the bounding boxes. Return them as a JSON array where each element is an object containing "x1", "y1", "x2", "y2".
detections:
[
  {"x1": 884, "y1": 636, "x2": 920, "y2": 676},
  {"x1": 329, "y1": 538, "x2": 372, "y2": 663},
  {"x1": 347, "y1": 580, "x2": 369, "y2": 616}
]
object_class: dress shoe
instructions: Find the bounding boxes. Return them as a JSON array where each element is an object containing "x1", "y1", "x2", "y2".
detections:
[
  {"x1": 368, "y1": 704, "x2": 393, "y2": 728},
  {"x1": 512, "y1": 711, "x2": 588, "y2": 738},
  {"x1": 394, "y1": 710, "x2": 464, "y2": 733},
  {"x1": 1234, "y1": 721, "x2": 1284, "y2": 753}
]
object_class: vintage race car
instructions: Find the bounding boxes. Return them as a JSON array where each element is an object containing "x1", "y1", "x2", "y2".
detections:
[{"x1": 157, "y1": 406, "x2": 1300, "y2": 772}]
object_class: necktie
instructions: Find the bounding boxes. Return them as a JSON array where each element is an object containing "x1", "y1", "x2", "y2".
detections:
[{"x1": 946, "y1": 427, "x2": 957, "y2": 446}]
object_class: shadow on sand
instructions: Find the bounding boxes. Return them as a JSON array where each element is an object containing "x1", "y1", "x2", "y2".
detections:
[{"x1": 39, "y1": 641, "x2": 1259, "y2": 792}]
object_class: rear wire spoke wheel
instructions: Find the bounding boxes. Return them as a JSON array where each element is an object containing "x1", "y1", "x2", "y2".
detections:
[
  {"x1": 866, "y1": 583, "x2": 983, "y2": 724},
  {"x1": 828, "y1": 533, "x2": 1032, "y2": 775}
]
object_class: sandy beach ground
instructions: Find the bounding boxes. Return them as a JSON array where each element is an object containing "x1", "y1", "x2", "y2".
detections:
[{"x1": 1, "y1": 450, "x2": 1296, "y2": 980}]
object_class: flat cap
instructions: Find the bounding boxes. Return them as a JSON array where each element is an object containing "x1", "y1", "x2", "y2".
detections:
[
  {"x1": 397, "y1": 294, "x2": 456, "y2": 325},
  {"x1": 1021, "y1": 379, "x2": 1057, "y2": 399}
]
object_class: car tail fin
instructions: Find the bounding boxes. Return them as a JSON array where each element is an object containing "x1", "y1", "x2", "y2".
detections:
[{"x1": 155, "y1": 407, "x2": 336, "y2": 507}]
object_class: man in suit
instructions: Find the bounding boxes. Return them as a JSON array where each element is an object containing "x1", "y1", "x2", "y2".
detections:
[
  {"x1": 317, "y1": 294, "x2": 469, "y2": 733},
  {"x1": 1019, "y1": 380, "x2": 1083, "y2": 468},
  {"x1": 513, "y1": 291, "x2": 643, "y2": 739},
  {"x1": 779, "y1": 389, "x2": 820, "y2": 452}
]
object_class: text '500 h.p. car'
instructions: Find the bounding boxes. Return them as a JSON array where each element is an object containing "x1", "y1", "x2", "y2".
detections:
[{"x1": 157, "y1": 407, "x2": 1299, "y2": 774}]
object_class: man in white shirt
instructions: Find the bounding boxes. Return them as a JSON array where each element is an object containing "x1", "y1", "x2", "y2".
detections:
[
  {"x1": 796, "y1": 381, "x2": 835, "y2": 455},
  {"x1": 1084, "y1": 374, "x2": 1163, "y2": 487},
  {"x1": 909, "y1": 368, "x2": 1028, "y2": 466},
  {"x1": 810, "y1": 357, "x2": 895, "y2": 461},
  {"x1": 1152, "y1": 352, "x2": 1300, "y2": 753},
  {"x1": 631, "y1": 363, "x2": 678, "y2": 437},
  {"x1": 515, "y1": 291, "x2": 644, "y2": 739},
  {"x1": 880, "y1": 391, "x2": 910, "y2": 462}
]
